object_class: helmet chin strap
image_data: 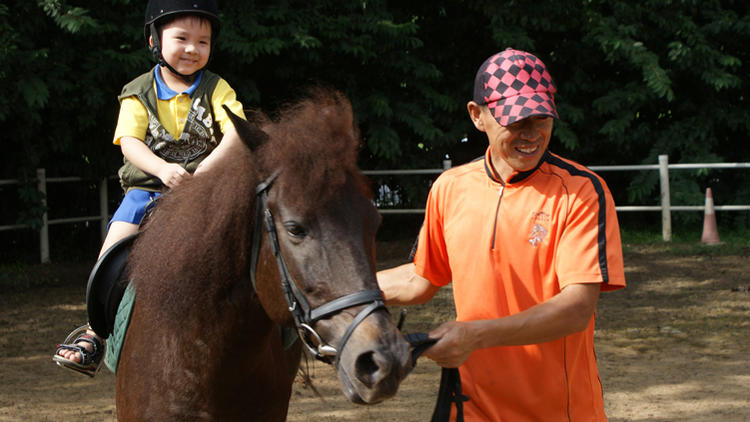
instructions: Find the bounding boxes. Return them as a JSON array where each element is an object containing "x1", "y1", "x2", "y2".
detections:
[{"x1": 149, "y1": 24, "x2": 201, "y2": 83}]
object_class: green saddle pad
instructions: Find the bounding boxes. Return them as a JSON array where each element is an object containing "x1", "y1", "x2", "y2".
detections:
[
  {"x1": 279, "y1": 325, "x2": 299, "y2": 350},
  {"x1": 102, "y1": 282, "x2": 297, "y2": 374},
  {"x1": 104, "y1": 282, "x2": 136, "y2": 374}
]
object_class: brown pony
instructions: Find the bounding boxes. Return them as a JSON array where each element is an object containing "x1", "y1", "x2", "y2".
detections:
[{"x1": 115, "y1": 88, "x2": 412, "y2": 421}]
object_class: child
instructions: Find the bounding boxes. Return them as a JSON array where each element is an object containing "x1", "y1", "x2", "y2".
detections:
[{"x1": 53, "y1": 0, "x2": 246, "y2": 377}]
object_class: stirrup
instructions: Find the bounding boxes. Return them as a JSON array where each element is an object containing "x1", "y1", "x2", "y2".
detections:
[{"x1": 53, "y1": 324, "x2": 106, "y2": 377}]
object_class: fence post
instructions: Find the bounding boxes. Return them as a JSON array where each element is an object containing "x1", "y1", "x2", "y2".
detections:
[
  {"x1": 443, "y1": 154, "x2": 452, "y2": 170},
  {"x1": 37, "y1": 168, "x2": 50, "y2": 263},
  {"x1": 658, "y1": 155, "x2": 672, "y2": 242}
]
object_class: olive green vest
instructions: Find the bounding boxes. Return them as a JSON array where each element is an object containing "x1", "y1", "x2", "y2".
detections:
[{"x1": 117, "y1": 70, "x2": 222, "y2": 192}]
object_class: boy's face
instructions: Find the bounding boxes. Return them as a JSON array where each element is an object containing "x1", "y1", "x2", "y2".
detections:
[{"x1": 156, "y1": 16, "x2": 212, "y2": 76}]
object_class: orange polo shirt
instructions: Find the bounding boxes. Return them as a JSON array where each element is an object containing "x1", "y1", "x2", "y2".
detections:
[{"x1": 414, "y1": 148, "x2": 626, "y2": 422}]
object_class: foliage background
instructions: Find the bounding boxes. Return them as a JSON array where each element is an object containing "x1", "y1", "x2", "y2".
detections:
[{"x1": 1, "y1": 0, "x2": 749, "y2": 254}]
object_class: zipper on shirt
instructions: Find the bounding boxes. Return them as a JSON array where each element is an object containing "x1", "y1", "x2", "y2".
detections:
[{"x1": 490, "y1": 185, "x2": 504, "y2": 250}]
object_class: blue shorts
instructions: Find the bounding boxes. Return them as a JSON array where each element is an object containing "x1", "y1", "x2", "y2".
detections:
[{"x1": 110, "y1": 189, "x2": 161, "y2": 226}]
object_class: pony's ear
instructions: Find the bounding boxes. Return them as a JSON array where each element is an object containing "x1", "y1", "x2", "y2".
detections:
[{"x1": 223, "y1": 105, "x2": 268, "y2": 152}]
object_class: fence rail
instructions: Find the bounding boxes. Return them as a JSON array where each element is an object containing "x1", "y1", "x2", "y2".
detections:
[
  {"x1": 2, "y1": 155, "x2": 749, "y2": 263},
  {"x1": 1, "y1": 169, "x2": 109, "y2": 263}
]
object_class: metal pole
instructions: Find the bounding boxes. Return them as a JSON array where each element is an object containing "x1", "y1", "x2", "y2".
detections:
[
  {"x1": 99, "y1": 177, "x2": 108, "y2": 242},
  {"x1": 443, "y1": 155, "x2": 452, "y2": 170},
  {"x1": 658, "y1": 155, "x2": 671, "y2": 242},
  {"x1": 37, "y1": 168, "x2": 50, "y2": 263}
]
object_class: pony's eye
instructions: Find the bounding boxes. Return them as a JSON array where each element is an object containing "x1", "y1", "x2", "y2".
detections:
[{"x1": 284, "y1": 222, "x2": 307, "y2": 239}]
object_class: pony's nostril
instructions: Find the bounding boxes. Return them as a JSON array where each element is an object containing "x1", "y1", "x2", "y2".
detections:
[{"x1": 354, "y1": 351, "x2": 379, "y2": 388}]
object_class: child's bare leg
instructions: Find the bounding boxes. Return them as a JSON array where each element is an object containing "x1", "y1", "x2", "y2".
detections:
[
  {"x1": 56, "y1": 221, "x2": 139, "y2": 364},
  {"x1": 98, "y1": 221, "x2": 139, "y2": 259}
]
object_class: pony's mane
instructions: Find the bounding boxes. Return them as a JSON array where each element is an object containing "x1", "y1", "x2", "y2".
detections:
[
  {"x1": 127, "y1": 87, "x2": 371, "y2": 316},
  {"x1": 256, "y1": 88, "x2": 371, "y2": 205},
  {"x1": 128, "y1": 146, "x2": 257, "y2": 316}
]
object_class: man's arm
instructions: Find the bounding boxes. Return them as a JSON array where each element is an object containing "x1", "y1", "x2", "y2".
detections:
[
  {"x1": 377, "y1": 262, "x2": 441, "y2": 306},
  {"x1": 423, "y1": 282, "x2": 600, "y2": 368}
]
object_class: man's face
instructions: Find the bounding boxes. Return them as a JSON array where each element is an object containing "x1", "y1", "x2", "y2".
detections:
[{"x1": 475, "y1": 105, "x2": 554, "y2": 180}]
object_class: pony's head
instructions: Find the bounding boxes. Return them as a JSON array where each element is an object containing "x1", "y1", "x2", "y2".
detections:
[{"x1": 228, "y1": 88, "x2": 412, "y2": 404}]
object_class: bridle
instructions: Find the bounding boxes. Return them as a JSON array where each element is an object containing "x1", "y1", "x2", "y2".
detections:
[
  {"x1": 249, "y1": 171, "x2": 387, "y2": 367},
  {"x1": 248, "y1": 171, "x2": 452, "y2": 413}
]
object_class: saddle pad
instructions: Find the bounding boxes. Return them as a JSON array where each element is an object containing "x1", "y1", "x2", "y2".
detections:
[
  {"x1": 278, "y1": 325, "x2": 299, "y2": 351},
  {"x1": 104, "y1": 281, "x2": 136, "y2": 374},
  {"x1": 102, "y1": 283, "x2": 297, "y2": 372}
]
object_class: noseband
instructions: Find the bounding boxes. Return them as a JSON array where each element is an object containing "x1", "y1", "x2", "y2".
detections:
[{"x1": 250, "y1": 171, "x2": 386, "y2": 367}]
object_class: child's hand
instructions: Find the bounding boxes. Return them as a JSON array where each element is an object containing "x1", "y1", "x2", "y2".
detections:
[
  {"x1": 158, "y1": 163, "x2": 190, "y2": 188},
  {"x1": 120, "y1": 137, "x2": 192, "y2": 189}
]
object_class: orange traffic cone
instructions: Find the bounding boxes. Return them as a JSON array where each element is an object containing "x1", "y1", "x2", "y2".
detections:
[{"x1": 701, "y1": 187, "x2": 721, "y2": 244}]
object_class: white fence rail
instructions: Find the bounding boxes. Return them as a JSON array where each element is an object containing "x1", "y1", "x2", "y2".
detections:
[
  {"x1": 2, "y1": 155, "x2": 749, "y2": 263},
  {"x1": 0, "y1": 169, "x2": 109, "y2": 263},
  {"x1": 365, "y1": 154, "x2": 750, "y2": 243}
]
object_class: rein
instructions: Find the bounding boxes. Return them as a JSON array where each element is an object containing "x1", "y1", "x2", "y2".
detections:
[{"x1": 249, "y1": 171, "x2": 386, "y2": 367}]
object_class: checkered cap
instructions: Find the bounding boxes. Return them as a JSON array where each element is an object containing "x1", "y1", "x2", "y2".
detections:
[{"x1": 473, "y1": 48, "x2": 558, "y2": 126}]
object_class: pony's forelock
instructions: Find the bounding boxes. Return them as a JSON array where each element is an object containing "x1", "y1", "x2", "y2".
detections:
[{"x1": 258, "y1": 88, "x2": 369, "y2": 204}]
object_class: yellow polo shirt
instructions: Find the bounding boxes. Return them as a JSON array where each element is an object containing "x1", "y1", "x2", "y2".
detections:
[{"x1": 113, "y1": 77, "x2": 244, "y2": 145}]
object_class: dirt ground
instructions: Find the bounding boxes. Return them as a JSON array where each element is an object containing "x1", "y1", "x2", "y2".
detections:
[{"x1": 1, "y1": 241, "x2": 749, "y2": 421}]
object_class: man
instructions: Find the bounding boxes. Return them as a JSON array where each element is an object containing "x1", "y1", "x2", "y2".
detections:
[{"x1": 378, "y1": 48, "x2": 626, "y2": 421}]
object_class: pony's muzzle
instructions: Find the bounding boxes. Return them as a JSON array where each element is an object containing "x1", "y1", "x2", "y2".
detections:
[
  {"x1": 333, "y1": 311, "x2": 412, "y2": 404},
  {"x1": 353, "y1": 348, "x2": 400, "y2": 393}
]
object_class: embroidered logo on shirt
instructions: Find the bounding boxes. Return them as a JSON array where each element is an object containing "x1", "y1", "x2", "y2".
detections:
[
  {"x1": 529, "y1": 223, "x2": 548, "y2": 246},
  {"x1": 527, "y1": 211, "x2": 549, "y2": 246},
  {"x1": 530, "y1": 211, "x2": 550, "y2": 223}
]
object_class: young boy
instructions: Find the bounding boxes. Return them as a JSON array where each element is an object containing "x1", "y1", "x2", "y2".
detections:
[{"x1": 53, "y1": 0, "x2": 246, "y2": 377}]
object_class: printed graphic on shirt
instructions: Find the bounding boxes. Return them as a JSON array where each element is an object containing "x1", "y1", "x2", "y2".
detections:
[
  {"x1": 144, "y1": 97, "x2": 217, "y2": 162},
  {"x1": 187, "y1": 97, "x2": 215, "y2": 141}
]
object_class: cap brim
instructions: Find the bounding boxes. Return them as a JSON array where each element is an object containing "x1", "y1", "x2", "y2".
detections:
[{"x1": 487, "y1": 92, "x2": 558, "y2": 127}]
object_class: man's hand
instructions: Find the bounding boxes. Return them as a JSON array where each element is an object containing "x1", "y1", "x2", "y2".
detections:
[
  {"x1": 423, "y1": 321, "x2": 480, "y2": 368},
  {"x1": 377, "y1": 263, "x2": 441, "y2": 306},
  {"x1": 422, "y1": 283, "x2": 601, "y2": 368}
]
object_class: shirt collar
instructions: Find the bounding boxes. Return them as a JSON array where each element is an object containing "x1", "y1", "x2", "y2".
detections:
[
  {"x1": 482, "y1": 147, "x2": 549, "y2": 185},
  {"x1": 483, "y1": 148, "x2": 504, "y2": 184},
  {"x1": 153, "y1": 66, "x2": 202, "y2": 100}
]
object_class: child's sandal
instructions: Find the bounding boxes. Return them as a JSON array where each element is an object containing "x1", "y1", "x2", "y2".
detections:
[{"x1": 53, "y1": 326, "x2": 105, "y2": 377}]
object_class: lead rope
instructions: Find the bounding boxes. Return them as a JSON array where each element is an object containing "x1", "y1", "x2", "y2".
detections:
[
  {"x1": 430, "y1": 367, "x2": 467, "y2": 422},
  {"x1": 403, "y1": 327, "x2": 468, "y2": 422}
]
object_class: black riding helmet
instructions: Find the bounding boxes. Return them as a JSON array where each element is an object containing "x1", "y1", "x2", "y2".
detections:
[{"x1": 144, "y1": 0, "x2": 221, "y2": 80}]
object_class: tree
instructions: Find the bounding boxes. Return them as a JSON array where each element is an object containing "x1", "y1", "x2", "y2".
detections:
[
  {"x1": 1, "y1": 0, "x2": 749, "y2": 229},
  {"x1": 215, "y1": 1, "x2": 456, "y2": 169},
  {"x1": 452, "y1": 0, "x2": 750, "y2": 223}
]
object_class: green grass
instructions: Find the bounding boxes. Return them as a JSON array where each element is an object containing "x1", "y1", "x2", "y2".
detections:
[{"x1": 620, "y1": 225, "x2": 750, "y2": 256}]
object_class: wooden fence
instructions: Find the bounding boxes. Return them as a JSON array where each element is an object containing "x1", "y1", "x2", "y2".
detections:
[{"x1": 2, "y1": 155, "x2": 749, "y2": 263}]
